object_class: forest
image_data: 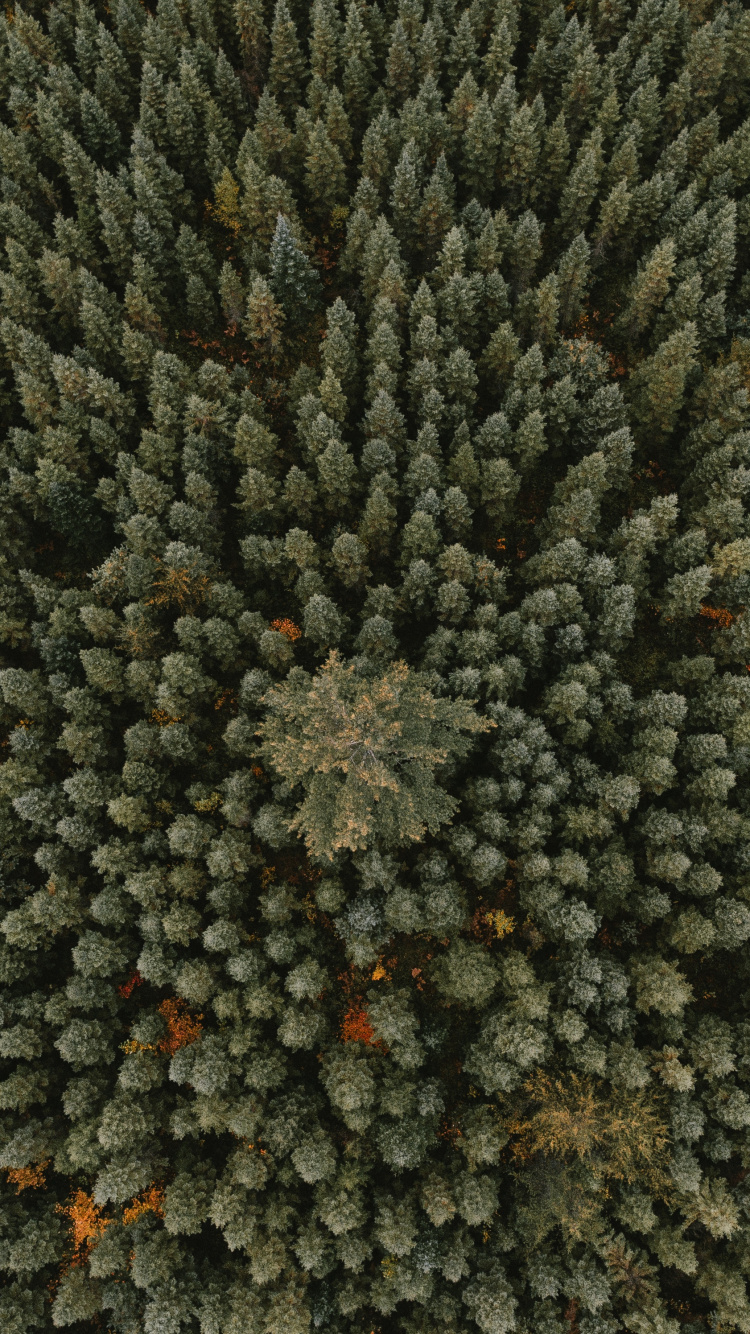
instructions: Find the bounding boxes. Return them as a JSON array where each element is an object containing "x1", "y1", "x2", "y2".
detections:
[{"x1": 0, "y1": 0, "x2": 750, "y2": 1330}]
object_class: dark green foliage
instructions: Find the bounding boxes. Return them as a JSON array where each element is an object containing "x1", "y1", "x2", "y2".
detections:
[
  {"x1": 269, "y1": 213, "x2": 322, "y2": 333},
  {"x1": 1, "y1": 1, "x2": 750, "y2": 1332}
]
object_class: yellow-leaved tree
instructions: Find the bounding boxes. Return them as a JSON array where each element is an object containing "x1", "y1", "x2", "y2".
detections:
[{"x1": 258, "y1": 650, "x2": 494, "y2": 860}]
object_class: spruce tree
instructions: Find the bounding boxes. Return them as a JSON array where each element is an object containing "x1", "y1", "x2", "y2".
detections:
[
  {"x1": 267, "y1": 0, "x2": 305, "y2": 112},
  {"x1": 304, "y1": 117, "x2": 348, "y2": 216},
  {"x1": 268, "y1": 213, "x2": 322, "y2": 335}
]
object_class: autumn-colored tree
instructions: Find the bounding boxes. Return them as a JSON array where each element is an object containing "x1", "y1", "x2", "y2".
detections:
[{"x1": 259, "y1": 651, "x2": 493, "y2": 858}]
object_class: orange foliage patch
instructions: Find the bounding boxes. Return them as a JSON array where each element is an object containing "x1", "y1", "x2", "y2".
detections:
[
  {"x1": 151, "y1": 708, "x2": 184, "y2": 727},
  {"x1": 122, "y1": 998, "x2": 202, "y2": 1057},
  {"x1": 340, "y1": 1003, "x2": 377, "y2": 1044},
  {"x1": 470, "y1": 902, "x2": 515, "y2": 946},
  {"x1": 157, "y1": 998, "x2": 203, "y2": 1055},
  {"x1": 700, "y1": 605, "x2": 734, "y2": 629},
  {"x1": 120, "y1": 624, "x2": 158, "y2": 658},
  {"x1": 215, "y1": 688, "x2": 237, "y2": 711},
  {"x1": 571, "y1": 309, "x2": 615, "y2": 339},
  {"x1": 57, "y1": 1190, "x2": 110, "y2": 1264},
  {"x1": 270, "y1": 617, "x2": 302, "y2": 642},
  {"x1": 122, "y1": 1183, "x2": 165, "y2": 1226},
  {"x1": 6, "y1": 1159, "x2": 49, "y2": 1193},
  {"x1": 118, "y1": 970, "x2": 142, "y2": 999}
]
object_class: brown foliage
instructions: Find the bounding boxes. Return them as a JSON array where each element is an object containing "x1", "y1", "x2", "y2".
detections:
[
  {"x1": 122, "y1": 998, "x2": 202, "y2": 1056},
  {"x1": 151, "y1": 708, "x2": 184, "y2": 727},
  {"x1": 605, "y1": 1237, "x2": 657, "y2": 1305}
]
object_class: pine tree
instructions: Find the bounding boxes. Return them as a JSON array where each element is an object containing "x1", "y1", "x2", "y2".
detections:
[
  {"x1": 235, "y1": 0, "x2": 269, "y2": 98},
  {"x1": 309, "y1": 0, "x2": 341, "y2": 86},
  {"x1": 417, "y1": 153, "x2": 455, "y2": 254},
  {"x1": 259, "y1": 652, "x2": 493, "y2": 858},
  {"x1": 358, "y1": 481, "x2": 398, "y2": 555},
  {"x1": 320, "y1": 297, "x2": 357, "y2": 395},
  {"x1": 630, "y1": 320, "x2": 699, "y2": 437},
  {"x1": 504, "y1": 100, "x2": 541, "y2": 204},
  {"x1": 304, "y1": 117, "x2": 347, "y2": 216},
  {"x1": 557, "y1": 127, "x2": 604, "y2": 240},
  {"x1": 385, "y1": 19, "x2": 415, "y2": 104},
  {"x1": 483, "y1": 15, "x2": 516, "y2": 93},
  {"x1": 251, "y1": 89, "x2": 293, "y2": 176},
  {"x1": 508, "y1": 207, "x2": 543, "y2": 290},
  {"x1": 341, "y1": 0, "x2": 375, "y2": 123},
  {"x1": 416, "y1": 18, "x2": 442, "y2": 82},
  {"x1": 325, "y1": 86, "x2": 353, "y2": 163},
  {"x1": 268, "y1": 213, "x2": 321, "y2": 335},
  {"x1": 556, "y1": 232, "x2": 590, "y2": 328},
  {"x1": 462, "y1": 92, "x2": 496, "y2": 202},
  {"x1": 267, "y1": 0, "x2": 305, "y2": 111},
  {"x1": 390, "y1": 139, "x2": 422, "y2": 242},
  {"x1": 244, "y1": 274, "x2": 285, "y2": 360},
  {"x1": 617, "y1": 237, "x2": 677, "y2": 340},
  {"x1": 593, "y1": 177, "x2": 632, "y2": 254},
  {"x1": 447, "y1": 8, "x2": 479, "y2": 85}
]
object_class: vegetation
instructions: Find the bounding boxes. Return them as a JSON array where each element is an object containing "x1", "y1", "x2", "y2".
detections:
[{"x1": 0, "y1": 0, "x2": 750, "y2": 1330}]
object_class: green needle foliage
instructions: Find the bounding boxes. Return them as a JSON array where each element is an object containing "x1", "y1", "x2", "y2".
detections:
[{"x1": 0, "y1": 0, "x2": 750, "y2": 1332}]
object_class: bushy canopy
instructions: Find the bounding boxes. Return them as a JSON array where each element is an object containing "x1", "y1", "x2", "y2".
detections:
[
  {"x1": 0, "y1": 0, "x2": 749, "y2": 1332},
  {"x1": 260, "y1": 651, "x2": 492, "y2": 857}
]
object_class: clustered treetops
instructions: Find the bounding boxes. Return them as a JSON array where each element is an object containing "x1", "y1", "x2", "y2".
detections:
[{"x1": 1, "y1": 0, "x2": 750, "y2": 1330}]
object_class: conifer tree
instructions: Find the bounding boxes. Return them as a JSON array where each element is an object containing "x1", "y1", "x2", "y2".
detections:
[
  {"x1": 309, "y1": 0, "x2": 341, "y2": 87},
  {"x1": 268, "y1": 213, "x2": 322, "y2": 334},
  {"x1": 386, "y1": 19, "x2": 415, "y2": 104},
  {"x1": 267, "y1": 0, "x2": 305, "y2": 111},
  {"x1": 341, "y1": 0, "x2": 375, "y2": 123},
  {"x1": 462, "y1": 91, "x2": 496, "y2": 201},
  {"x1": 304, "y1": 116, "x2": 348, "y2": 215},
  {"x1": 259, "y1": 651, "x2": 493, "y2": 858},
  {"x1": 236, "y1": 0, "x2": 269, "y2": 98}
]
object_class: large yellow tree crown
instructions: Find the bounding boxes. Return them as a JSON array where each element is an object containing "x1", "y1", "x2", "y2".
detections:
[{"x1": 258, "y1": 651, "x2": 494, "y2": 859}]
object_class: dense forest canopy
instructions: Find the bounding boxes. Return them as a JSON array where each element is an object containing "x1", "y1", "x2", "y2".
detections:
[{"x1": 1, "y1": 0, "x2": 750, "y2": 1330}]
